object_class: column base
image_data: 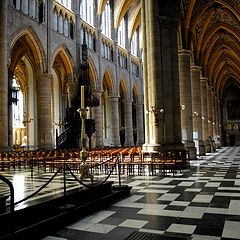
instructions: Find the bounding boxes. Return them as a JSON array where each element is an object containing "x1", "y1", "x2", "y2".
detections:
[
  {"x1": 198, "y1": 140, "x2": 206, "y2": 156},
  {"x1": 142, "y1": 142, "x2": 186, "y2": 153},
  {"x1": 38, "y1": 144, "x2": 53, "y2": 150},
  {"x1": 183, "y1": 141, "x2": 197, "y2": 160},
  {"x1": 0, "y1": 145, "x2": 11, "y2": 152},
  {"x1": 194, "y1": 140, "x2": 206, "y2": 156},
  {"x1": 142, "y1": 143, "x2": 162, "y2": 152},
  {"x1": 204, "y1": 140, "x2": 211, "y2": 153}
]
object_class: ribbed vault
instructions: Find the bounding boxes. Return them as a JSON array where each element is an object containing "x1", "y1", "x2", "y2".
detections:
[{"x1": 182, "y1": 0, "x2": 240, "y2": 97}]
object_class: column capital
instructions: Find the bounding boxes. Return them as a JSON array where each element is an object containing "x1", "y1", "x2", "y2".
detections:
[
  {"x1": 178, "y1": 49, "x2": 192, "y2": 56},
  {"x1": 109, "y1": 95, "x2": 120, "y2": 101},
  {"x1": 190, "y1": 65, "x2": 202, "y2": 71}
]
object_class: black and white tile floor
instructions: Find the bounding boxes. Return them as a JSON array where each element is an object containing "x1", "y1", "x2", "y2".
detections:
[{"x1": 2, "y1": 146, "x2": 240, "y2": 239}]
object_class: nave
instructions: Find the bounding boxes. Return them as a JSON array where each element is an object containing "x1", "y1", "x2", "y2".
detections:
[
  {"x1": 1, "y1": 147, "x2": 240, "y2": 239},
  {"x1": 40, "y1": 147, "x2": 240, "y2": 239}
]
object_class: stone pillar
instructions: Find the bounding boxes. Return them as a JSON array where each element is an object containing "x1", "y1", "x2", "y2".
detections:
[
  {"x1": 94, "y1": 90, "x2": 103, "y2": 147},
  {"x1": 124, "y1": 100, "x2": 134, "y2": 146},
  {"x1": 190, "y1": 66, "x2": 205, "y2": 155},
  {"x1": 109, "y1": 96, "x2": 120, "y2": 146},
  {"x1": 217, "y1": 97, "x2": 222, "y2": 147},
  {"x1": 141, "y1": 0, "x2": 150, "y2": 149},
  {"x1": 207, "y1": 86, "x2": 213, "y2": 138},
  {"x1": 200, "y1": 77, "x2": 211, "y2": 152},
  {"x1": 0, "y1": 0, "x2": 9, "y2": 150},
  {"x1": 178, "y1": 50, "x2": 196, "y2": 159},
  {"x1": 212, "y1": 91, "x2": 216, "y2": 139},
  {"x1": 142, "y1": 0, "x2": 184, "y2": 152},
  {"x1": 37, "y1": 74, "x2": 53, "y2": 149},
  {"x1": 136, "y1": 102, "x2": 145, "y2": 145}
]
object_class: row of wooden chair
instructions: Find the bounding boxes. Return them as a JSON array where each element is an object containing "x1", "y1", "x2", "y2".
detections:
[{"x1": 0, "y1": 147, "x2": 189, "y2": 176}]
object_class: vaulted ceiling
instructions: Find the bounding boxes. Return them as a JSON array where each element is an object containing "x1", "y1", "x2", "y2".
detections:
[
  {"x1": 180, "y1": 0, "x2": 240, "y2": 97},
  {"x1": 99, "y1": 0, "x2": 240, "y2": 97}
]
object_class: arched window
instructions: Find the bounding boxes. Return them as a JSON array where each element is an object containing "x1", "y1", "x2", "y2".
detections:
[
  {"x1": 58, "y1": 11, "x2": 63, "y2": 33},
  {"x1": 22, "y1": 0, "x2": 29, "y2": 14},
  {"x1": 101, "y1": 1, "x2": 111, "y2": 38},
  {"x1": 131, "y1": 30, "x2": 138, "y2": 56},
  {"x1": 80, "y1": 0, "x2": 94, "y2": 25},
  {"x1": 38, "y1": 0, "x2": 44, "y2": 23},
  {"x1": 69, "y1": 18, "x2": 74, "y2": 39},
  {"x1": 118, "y1": 17, "x2": 126, "y2": 48},
  {"x1": 53, "y1": 8, "x2": 58, "y2": 31},
  {"x1": 30, "y1": 0, "x2": 36, "y2": 18},
  {"x1": 63, "y1": 15, "x2": 69, "y2": 37}
]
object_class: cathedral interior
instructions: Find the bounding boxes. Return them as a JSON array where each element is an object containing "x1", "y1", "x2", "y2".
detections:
[{"x1": 1, "y1": 0, "x2": 240, "y2": 240}]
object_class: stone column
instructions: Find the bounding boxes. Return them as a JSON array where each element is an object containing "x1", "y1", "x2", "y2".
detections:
[
  {"x1": 178, "y1": 50, "x2": 196, "y2": 159},
  {"x1": 141, "y1": 0, "x2": 150, "y2": 149},
  {"x1": 190, "y1": 66, "x2": 205, "y2": 155},
  {"x1": 212, "y1": 91, "x2": 216, "y2": 139},
  {"x1": 136, "y1": 102, "x2": 145, "y2": 145},
  {"x1": 207, "y1": 86, "x2": 213, "y2": 138},
  {"x1": 200, "y1": 77, "x2": 211, "y2": 152},
  {"x1": 142, "y1": 0, "x2": 184, "y2": 152},
  {"x1": 37, "y1": 74, "x2": 53, "y2": 149},
  {"x1": 0, "y1": 0, "x2": 9, "y2": 150},
  {"x1": 109, "y1": 96, "x2": 120, "y2": 146},
  {"x1": 124, "y1": 100, "x2": 134, "y2": 146},
  {"x1": 94, "y1": 90, "x2": 103, "y2": 147},
  {"x1": 217, "y1": 97, "x2": 222, "y2": 147}
]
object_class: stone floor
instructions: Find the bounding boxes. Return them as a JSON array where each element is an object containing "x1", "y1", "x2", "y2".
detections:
[{"x1": 1, "y1": 146, "x2": 240, "y2": 239}]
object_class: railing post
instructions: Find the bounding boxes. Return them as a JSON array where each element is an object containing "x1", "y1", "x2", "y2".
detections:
[{"x1": 118, "y1": 156, "x2": 122, "y2": 187}]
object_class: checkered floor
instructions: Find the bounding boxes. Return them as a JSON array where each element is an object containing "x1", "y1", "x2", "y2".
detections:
[
  {"x1": 2, "y1": 147, "x2": 240, "y2": 239},
  {"x1": 40, "y1": 147, "x2": 240, "y2": 240}
]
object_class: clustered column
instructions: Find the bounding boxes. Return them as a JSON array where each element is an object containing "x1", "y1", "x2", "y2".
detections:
[
  {"x1": 124, "y1": 100, "x2": 134, "y2": 146},
  {"x1": 142, "y1": 0, "x2": 184, "y2": 152},
  {"x1": 200, "y1": 77, "x2": 211, "y2": 152},
  {"x1": 109, "y1": 96, "x2": 120, "y2": 146},
  {"x1": 178, "y1": 49, "x2": 196, "y2": 159},
  {"x1": 94, "y1": 90, "x2": 103, "y2": 147},
  {"x1": 0, "y1": 0, "x2": 8, "y2": 150},
  {"x1": 136, "y1": 102, "x2": 144, "y2": 145},
  {"x1": 37, "y1": 74, "x2": 53, "y2": 149},
  {"x1": 191, "y1": 66, "x2": 205, "y2": 155}
]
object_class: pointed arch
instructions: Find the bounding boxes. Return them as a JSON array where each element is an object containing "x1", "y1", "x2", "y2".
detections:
[
  {"x1": 119, "y1": 76, "x2": 128, "y2": 100},
  {"x1": 9, "y1": 26, "x2": 46, "y2": 73},
  {"x1": 102, "y1": 67, "x2": 114, "y2": 95},
  {"x1": 115, "y1": 0, "x2": 135, "y2": 28},
  {"x1": 87, "y1": 55, "x2": 98, "y2": 90},
  {"x1": 128, "y1": 3, "x2": 141, "y2": 39}
]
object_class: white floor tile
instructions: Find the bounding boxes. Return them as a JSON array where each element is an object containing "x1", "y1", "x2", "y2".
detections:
[
  {"x1": 185, "y1": 188, "x2": 202, "y2": 192},
  {"x1": 205, "y1": 182, "x2": 220, "y2": 187},
  {"x1": 222, "y1": 221, "x2": 240, "y2": 239},
  {"x1": 82, "y1": 210, "x2": 116, "y2": 223},
  {"x1": 68, "y1": 219, "x2": 95, "y2": 230},
  {"x1": 157, "y1": 193, "x2": 180, "y2": 201},
  {"x1": 138, "y1": 189, "x2": 169, "y2": 194},
  {"x1": 138, "y1": 208, "x2": 180, "y2": 217},
  {"x1": 192, "y1": 194, "x2": 213, "y2": 203},
  {"x1": 169, "y1": 201, "x2": 190, "y2": 206},
  {"x1": 166, "y1": 223, "x2": 196, "y2": 234},
  {"x1": 177, "y1": 181, "x2": 194, "y2": 187},
  {"x1": 85, "y1": 223, "x2": 116, "y2": 233},
  {"x1": 191, "y1": 235, "x2": 220, "y2": 240},
  {"x1": 179, "y1": 206, "x2": 206, "y2": 219},
  {"x1": 119, "y1": 219, "x2": 148, "y2": 228}
]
